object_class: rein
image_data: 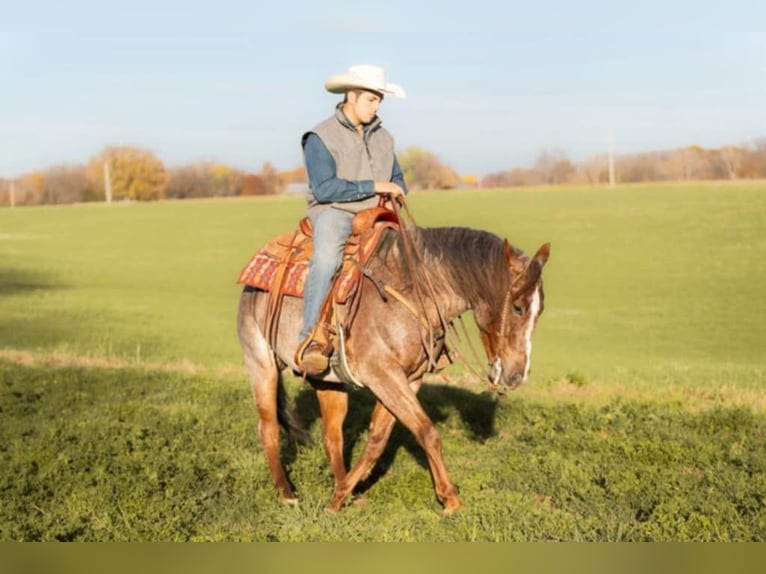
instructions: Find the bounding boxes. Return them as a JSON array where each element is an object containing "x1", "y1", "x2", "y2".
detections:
[
  {"x1": 389, "y1": 197, "x2": 451, "y2": 371},
  {"x1": 371, "y1": 196, "x2": 507, "y2": 397}
]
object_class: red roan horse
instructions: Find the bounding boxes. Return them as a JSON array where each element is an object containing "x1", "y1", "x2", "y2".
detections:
[{"x1": 237, "y1": 225, "x2": 550, "y2": 514}]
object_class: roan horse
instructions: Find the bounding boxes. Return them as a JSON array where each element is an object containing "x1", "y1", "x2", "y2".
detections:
[{"x1": 237, "y1": 224, "x2": 550, "y2": 514}]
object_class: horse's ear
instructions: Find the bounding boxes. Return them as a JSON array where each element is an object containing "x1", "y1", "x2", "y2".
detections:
[
  {"x1": 534, "y1": 243, "x2": 551, "y2": 267},
  {"x1": 504, "y1": 239, "x2": 519, "y2": 266}
]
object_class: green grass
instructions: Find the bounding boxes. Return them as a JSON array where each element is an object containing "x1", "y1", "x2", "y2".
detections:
[
  {"x1": 1, "y1": 184, "x2": 763, "y2": 376},
  {"x1": 1, "y1": 182, "x2": 765, "y2": 540},
  {"x1": 2, "y1": 361, "x2": 763, "y2": 541}
]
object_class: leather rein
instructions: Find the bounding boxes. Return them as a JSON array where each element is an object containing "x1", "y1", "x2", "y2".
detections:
[{"x1": 366, "y1": 196, "x2": 508, "y2": 396}]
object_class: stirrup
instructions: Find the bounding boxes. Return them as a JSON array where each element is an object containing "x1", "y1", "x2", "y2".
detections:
[{"x1": 296, "y1": 337, "x2": 330, "y2": 375}]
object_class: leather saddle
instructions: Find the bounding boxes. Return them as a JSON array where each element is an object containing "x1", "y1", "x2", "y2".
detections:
[{"x1": 237, "y1": 206, "x2": 399, "y2": 303}]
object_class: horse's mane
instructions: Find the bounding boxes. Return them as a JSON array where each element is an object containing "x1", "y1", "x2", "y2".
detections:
[{"x1": 376, "y1": 226, "x2": 514, "y2": 308}]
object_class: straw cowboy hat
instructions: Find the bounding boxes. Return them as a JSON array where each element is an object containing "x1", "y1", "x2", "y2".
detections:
[{"x1": 325, "y1": 65, "x2": 406, "y2": 99}]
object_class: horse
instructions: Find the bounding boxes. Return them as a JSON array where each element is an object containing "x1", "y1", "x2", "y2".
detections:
[{"x1": 236, "y1": 224, "x2": 550, "y2": 514}]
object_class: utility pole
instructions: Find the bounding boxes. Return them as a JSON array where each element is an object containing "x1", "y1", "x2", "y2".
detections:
[
  {"x1": 608, "y1": 129, "x2": 616, "y2": 188},
  {"x1": 9, "y1": 179, "x2": 15, "y2": 208},
  {"x1": 103, "y1": 161, "x2": 112, "y2": 204}
]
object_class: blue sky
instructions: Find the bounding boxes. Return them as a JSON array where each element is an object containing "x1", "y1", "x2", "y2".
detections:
[{"x1": 1, "y1": 0, "x2": 764, "y2": 178}]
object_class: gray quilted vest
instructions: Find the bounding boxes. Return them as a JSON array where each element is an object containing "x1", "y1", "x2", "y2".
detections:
[{"x1": 303, "y1": 104, "x2": 395, "y2": 214}]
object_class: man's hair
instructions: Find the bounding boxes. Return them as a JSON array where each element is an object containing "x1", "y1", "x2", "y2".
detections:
[{"x1": 343, "y1": 88, "x2": 384, "y2": 103}]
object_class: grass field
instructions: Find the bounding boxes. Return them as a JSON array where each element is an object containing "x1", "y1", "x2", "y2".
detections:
[{"x1": 1, "y1": 182, "x2": 765, "y2": 541}]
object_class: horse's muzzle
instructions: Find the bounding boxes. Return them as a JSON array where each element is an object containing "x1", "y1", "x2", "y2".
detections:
[{"x1": 488, "y1": 358, "x2": 525, "y2": 390}]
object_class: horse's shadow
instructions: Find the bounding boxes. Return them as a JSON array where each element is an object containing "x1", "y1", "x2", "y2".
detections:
[{"x1": 288, "y1": 381, "x2": 499, "y2": 496}]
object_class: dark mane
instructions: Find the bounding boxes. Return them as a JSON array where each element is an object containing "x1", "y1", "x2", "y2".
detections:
[{"x1": 377, "y1": 226, "x2": 513, "y2": 308}]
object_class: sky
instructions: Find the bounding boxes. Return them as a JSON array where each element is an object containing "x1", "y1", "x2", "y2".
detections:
[{"x1": 1, "y1": 0, "x2": 765, "y2": 178}]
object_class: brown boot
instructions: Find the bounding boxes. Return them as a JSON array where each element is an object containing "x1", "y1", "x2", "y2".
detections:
[{"x1": 297, "y1": 340, "x2": 330, "y2": 375}]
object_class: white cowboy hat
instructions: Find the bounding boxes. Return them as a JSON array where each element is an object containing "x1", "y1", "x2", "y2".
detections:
[{"x1": 325, "y1": 65, "x2": 406, "y2": 99}]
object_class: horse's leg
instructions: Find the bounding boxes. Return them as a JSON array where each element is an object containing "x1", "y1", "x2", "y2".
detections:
[
  {"x1": 238, "y1": 294, "x2": 297, "y2": 504},
  {"x1": 342, "y1": 369, "x2": 461, "y2": 514},
  {"x1": 314, "y1": 384, "x2": 348, "y2": 487},
  {"x1": 327, "y1": 379, "x2": 422, "y2": 513}
]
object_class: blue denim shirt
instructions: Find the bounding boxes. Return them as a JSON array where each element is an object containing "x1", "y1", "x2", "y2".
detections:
[{"x1": 303, "y1": 133, "x2": 407, "y2": 204}]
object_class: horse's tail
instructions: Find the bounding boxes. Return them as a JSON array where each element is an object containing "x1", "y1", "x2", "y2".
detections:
[{"x1": 276, "y1": 374, "x2": 309, "y2": 445}]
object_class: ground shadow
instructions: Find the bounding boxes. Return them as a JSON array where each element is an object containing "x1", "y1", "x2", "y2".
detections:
[
  {"x1": 0, "y1": 267, "x2": 64, "y2": 296},
  {"x1": 291, "y1": 380, "x2": 499, "y2": 496}
]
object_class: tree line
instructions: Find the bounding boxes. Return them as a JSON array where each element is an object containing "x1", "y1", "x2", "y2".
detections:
[
  {"x1": 0, "y1": 146, "x2": 301, "y2": 206},
  {"x1": 2, "y1": 138, "x2": 765, "y2": 206},
  {"x1": 481, "y1": 139, "x2": 766, "y2": 187}
]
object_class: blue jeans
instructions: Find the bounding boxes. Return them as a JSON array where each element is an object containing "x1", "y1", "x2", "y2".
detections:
[{"x1": 300, "y1": 208, "x2": 353, "y2": 340}]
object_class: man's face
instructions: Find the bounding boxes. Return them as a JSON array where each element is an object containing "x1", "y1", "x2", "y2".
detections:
[{"x1": 346, "y1": 89, "x2": 383, "y2": 125}]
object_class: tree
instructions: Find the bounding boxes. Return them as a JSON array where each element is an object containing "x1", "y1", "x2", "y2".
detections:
[
  {"x1": 166, "y1": 164, "x2": 210, "y2": 199},
  {"x1": 581, "y1": 155, "x2": 609, "y2": 185},
  {"x1": 481, "y1": 167, "x2": 544, "y2": 188},
  {"x1": 462, "y1": 174, "x2": 478, "y2": 188},
  {"x1": 166, "y1": 162, "x2": 243, "y2": 199},
  {"x1": 282, "y1": 166, "x2": 308, "y2": 184},
  {"x1": 241, "y1": 173, "x2": 268, "y2": 196},
  {"x1": 535, "y1": 148, "x2": 575, "y2": 185},
  {"x1": 42, "y1": 164, "x2": 88, "y2": 204},
  {"x1": 209, "y1": 164, "x2": 242, "y2": 197},
  {"x1": 398, "y1": 147, "x2": 460, "y2": 190},
  {"x1": 20, "y1": 171, "x2": 45, "y2": 205},
  {"x1": 740, "y1": 138, "x2": 766, "y2": 178},
  {"x1": 260, "y1": 162, "x2": 286, "y2": 195},
  {"x1": 88, "y1": 146, "x2": 168, "y2": 201},
  {"x1": 716, "y1": 146, "x2": 746, "y2": 180},
  {"x1": 678, "y1": 145, "x2": 709, "y2": 180}
]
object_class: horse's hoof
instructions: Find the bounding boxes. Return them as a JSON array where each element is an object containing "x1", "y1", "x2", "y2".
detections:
[
  {"x1": 442, "y1": 498, "x2": 462, "y2": 516},
  {"x1": 281, "y1": 496, "x2": 299, "y2": 507},
  {"x1": 324, "y1": 496, "x2": 347, "y2": 514}
]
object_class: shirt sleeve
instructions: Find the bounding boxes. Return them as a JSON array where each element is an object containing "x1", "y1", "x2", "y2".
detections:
[{"x1": 303, "y1": 133, "x2": 376, "y2": 203}]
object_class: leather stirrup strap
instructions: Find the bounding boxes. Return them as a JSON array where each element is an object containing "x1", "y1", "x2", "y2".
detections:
[{"x1": 264, "y1": 229, "x2": 299, "y2": 349}]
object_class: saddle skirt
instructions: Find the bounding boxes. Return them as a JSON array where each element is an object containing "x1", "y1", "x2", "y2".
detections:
[{"x1": 237, "y1": 207, "x2": 399, "y2": 304}]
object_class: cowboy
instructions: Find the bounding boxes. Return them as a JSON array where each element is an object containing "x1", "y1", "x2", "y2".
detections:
[{"x1": 296, "y1": 64, "x2": 408, "y2": 375}]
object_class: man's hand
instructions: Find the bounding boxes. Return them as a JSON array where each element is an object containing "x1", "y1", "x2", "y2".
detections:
[{"x1": 374, "y1": 181, "x2": 405, "y2": 199}]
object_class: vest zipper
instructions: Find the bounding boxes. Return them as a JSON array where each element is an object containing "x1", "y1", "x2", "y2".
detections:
[{"x1": 362, "y1": 127, "x2": 375, "y2": 177}]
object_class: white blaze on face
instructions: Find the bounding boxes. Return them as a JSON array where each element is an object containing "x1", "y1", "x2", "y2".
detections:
[{"x1": 522, "y1": 287, "x2": 541, "y2": 381}]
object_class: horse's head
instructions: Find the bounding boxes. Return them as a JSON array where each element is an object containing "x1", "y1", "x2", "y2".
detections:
[{"x1": 478, "y1": 240, "x2": 550, "y2": 391}]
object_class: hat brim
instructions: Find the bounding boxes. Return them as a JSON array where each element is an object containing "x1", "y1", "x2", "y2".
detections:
[{"x1": 325, "y1": 73, "x2": 406, "y2": 99}]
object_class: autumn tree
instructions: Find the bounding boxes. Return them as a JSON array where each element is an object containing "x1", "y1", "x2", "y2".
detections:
[
  {"x1": 209, "y1": 164, "x2": 242, "y2": 197},
  {"x1": 740, "y1": 138, "x2": 766, "y2": 178},
  {"x1": 398, "y1": 147, "x2": 460, "y2": 190},
  {"x1": 88, "y1": 146, "x2": 168, "y2": 201},
  {"x1": 282, "y1": 166, "x2": 308, "y2": 184},
  {"x1": 241, "y1": 173, "x2": 268, "y2": 196},
  {"x1": 20, "y1": 171, "x2": 45, "y2": 205},
  {"x1": 260, "y1": 162, "x2": 287, "y2": 195},
  {"x1": 461, "y1": 174, "x2": 478, "y2": 188}
]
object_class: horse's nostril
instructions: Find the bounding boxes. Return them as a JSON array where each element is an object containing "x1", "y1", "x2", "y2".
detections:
[{"x1": 507, "y1": 372, "x2": 524, "y2": 389}]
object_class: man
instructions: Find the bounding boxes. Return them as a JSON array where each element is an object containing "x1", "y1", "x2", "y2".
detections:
[{"x1": 296, "y1": 64, "x2": 407, "y2": 375}]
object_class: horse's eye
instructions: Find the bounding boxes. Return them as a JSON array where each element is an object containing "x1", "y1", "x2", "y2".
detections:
[{"x1": 511, "y1": 304, "x2": 524, "y2": 316}]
